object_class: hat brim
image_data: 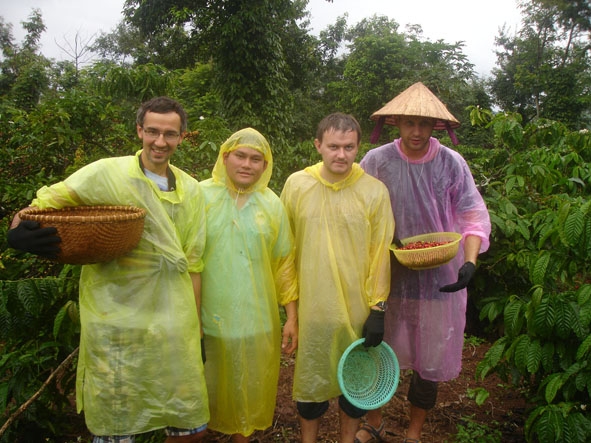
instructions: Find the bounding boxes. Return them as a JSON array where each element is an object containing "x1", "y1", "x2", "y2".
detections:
[{"x1": 370, "y1": 82, "x2": 460, "y2": 130}]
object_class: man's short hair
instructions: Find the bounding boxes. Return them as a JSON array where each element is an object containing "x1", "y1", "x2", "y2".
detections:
[
  {"x1": 136, "y1": 97, "x2": 188, "y2": 132},
  {"x1": 316, "y1": 113, "x2": 362, "y2": 144}
]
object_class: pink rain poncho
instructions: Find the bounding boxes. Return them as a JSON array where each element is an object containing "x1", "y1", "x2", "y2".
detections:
[
  {"x1": 280, "y1": 163, "x2": 394, "y2": 402},
  {"x1": 31, "y1": 152, "x2": 209, "y2": 435},
  {"x1": 360, "y1": 137, "x2": 491, "y2": 382},
  {"x1": 200, "y1": 128, "x2": 298, "y2": 436}
]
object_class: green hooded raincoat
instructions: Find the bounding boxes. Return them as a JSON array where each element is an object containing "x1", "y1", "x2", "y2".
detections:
[{"x1": 200, "y1": 128, "x2": 298, "y2": 435}]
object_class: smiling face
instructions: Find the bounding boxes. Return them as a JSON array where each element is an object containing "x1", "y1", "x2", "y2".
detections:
[
  {"x1": 223, "y1": 146, "x2": 268, "y2": 190},
  {"x1": 397, "y1": 116, "x2": 436, "y2": 160},
  {"x1": 137, "y1": 111, "x2": 184, "y2": 175},
  {"x1": 314, "y1": 129, "x2": 359, "y2": 182}
]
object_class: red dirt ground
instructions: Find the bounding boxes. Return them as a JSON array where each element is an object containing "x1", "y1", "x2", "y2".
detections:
[{"x1": 202, "y1": 340, "x2": 528, "y2": 442}]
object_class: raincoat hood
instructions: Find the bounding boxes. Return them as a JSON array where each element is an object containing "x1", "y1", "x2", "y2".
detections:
[
  {"x1": 304, "y1": 162, "x2": 365, "y2": 192},
  {"x1": 212, "y1": 128, "x2": 273, "y2": 193}
]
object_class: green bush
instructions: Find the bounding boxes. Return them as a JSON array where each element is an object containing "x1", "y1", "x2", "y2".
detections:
[
  {"x1": 473, "y1": 114, "x2": 591, "y2": 442},
  {"x1": 0, "y1": 266, "x2": 80, "y2": 442}
]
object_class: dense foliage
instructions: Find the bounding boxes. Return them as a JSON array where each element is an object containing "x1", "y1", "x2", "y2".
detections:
[
  {"x1": 471, "y1": 110, "x2": 591, "y2": 442},
  {"x1": 1, "y1": 1, "x2": 590, "y2": 441}
]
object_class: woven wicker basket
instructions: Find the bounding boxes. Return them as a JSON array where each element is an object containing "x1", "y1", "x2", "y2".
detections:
[
  {"x1": 18, "y1": 206, "x2": 147, "y2": 264},
  {"x1": 338, "y1": 338, "x2": 400, "y2": 410},
  {"x1": 390, "y1": 232, "x2": 462, "y2": 270}
]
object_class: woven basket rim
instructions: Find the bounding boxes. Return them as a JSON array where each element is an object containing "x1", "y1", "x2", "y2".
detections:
[
  {"x1": 338, "y1": 338, "x2": 400, "y2": 409},
  {"x1": 393, "y1": 232, "x2": 462, "y2": 252},
  {"x1": 18, "y1": 205, "x2": 147, "y2": 264},
  {"x1": 390, "y1": 232, "x2": 462, "y2": 270},
  {"x1": 19, "y1": 205, "x2": 147, "y2": 223}
]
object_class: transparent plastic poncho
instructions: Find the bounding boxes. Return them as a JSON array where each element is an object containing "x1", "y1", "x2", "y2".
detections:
[
  {"x1": 361, "y1": 137, "x2": 491, "y2": 381},
  {"x1": 200, "y1": 128, "x2": 298, "y2": 435},
  {"x1": 280, "y1": 163, "x2": 394, "y2": 402},
  {"x1": 31, "y1": 152, "x2": 209, "y2": 435}
]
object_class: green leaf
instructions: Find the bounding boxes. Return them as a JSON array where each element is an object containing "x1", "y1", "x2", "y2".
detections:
[
  {"x1": 16, "y1": 279, "x2": 40, "y2": 316},
  {"x1": 545, "y1": 373, "x2": 565, "y2": 404},
  {"x1": 563, "y1": 209, "x2": 584, "y2": 247},
  {"x1": 516, "y1": 218, "x2": 531, "y2": 240},
  {"x1": 564, "y1": 412, "x2": 590, "y2": 443},
  {"x1": 576, "y1": 335, "x2": 591, "y2": 360},
  {"x1": 534, "y1": 296, "x2": 556, "y2": 334},
  {"x1": 531, "y1": 253, "x2": 551, "y2": 286},
  {"x1": 527, "y1": 339, "x2": 542, "y2": 374},
  {"x1": 504, "y1": 296, "x2": 525, "y2": 338},
  {"x1": 467, "y1": 387, "x2": 490, "y2": 406},
  {"x1": 476, "y1": 337, "x2": 507, "y2": 380},
  {"x1": 53, "y1": 303, "x2": 68, "y2": 339},
  {"x1": 577, "y1": 284, "x2": 591, "y2": 306},
  {"x1": 514, "y1": 334, "x2": 531, "y2": 373},
  {"x1": 554, "y1": 299, "x2": 576, "y2": 339}
]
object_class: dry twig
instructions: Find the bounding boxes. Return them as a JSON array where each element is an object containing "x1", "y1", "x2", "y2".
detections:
[{"x1": 0, "y1": 347, "x2": 79, "y2": 437}]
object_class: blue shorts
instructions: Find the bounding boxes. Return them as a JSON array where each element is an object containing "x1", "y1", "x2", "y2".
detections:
[{"x1": 93, "y1": 423, "x2": 208, "y2": 442}]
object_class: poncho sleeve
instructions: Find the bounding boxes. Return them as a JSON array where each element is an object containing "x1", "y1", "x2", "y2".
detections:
[{"x1": 272, "y1": 198, "x2": 298, "y2": 306}]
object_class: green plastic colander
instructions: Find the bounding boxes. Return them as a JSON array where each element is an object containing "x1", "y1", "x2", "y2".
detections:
[{"x1": 337, "y1": 338, "x2": 400, "y2": 410}]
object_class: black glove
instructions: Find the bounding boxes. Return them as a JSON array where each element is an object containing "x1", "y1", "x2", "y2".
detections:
[
  {"x1": 439, "y1": 262, "x2": 476, "y2": 292},
  {"x1": 7, "y1": 220, "x2": 61, "y2": 259},
  {"x1": 200, "y1": 337, "x2": 206, "y2": 364},
  {"x1": 362, "y1": 309, "x2": 385, "y2": 347}
]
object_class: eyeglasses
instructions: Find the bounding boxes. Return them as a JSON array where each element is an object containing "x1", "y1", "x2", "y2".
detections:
[{"x1": 142, "y1": 127, "x2": 181, "y2": 142}]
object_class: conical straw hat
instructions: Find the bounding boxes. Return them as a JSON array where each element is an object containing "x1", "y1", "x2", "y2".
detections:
[{"x1": 371, "y1": 82, "x2": 460, "y2": 130}]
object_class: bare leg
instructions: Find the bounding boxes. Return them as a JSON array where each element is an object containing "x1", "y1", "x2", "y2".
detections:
[
  {"x1": 339, "y1": 408, "x2": 361, "y2": 443},
  {"x1": 299, "y1": 415, "x2": 321, "y2": 443},
  {"x1": 406, "y1": 404, "x2": 428, "y2": 440},
  {"x1": 231, "y1": 433, "x2": 250, "y2": 443},
  {"x1": 354, "y1": 408, "x2": 383, "y2": 442}
]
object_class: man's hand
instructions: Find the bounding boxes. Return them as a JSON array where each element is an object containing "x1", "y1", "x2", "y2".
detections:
[
  {"x1": 439, "y1": 262, "x2": 476, "y2": 292},
  {"x1": 7, "y1": 220, "x2": 61, "y2": 259},
  {"x1": 362, "y1": 309, "x2": 385, "y2": 347},
  {"x1": 281, "y1": 317, "x2": 298, "y2": 355}
]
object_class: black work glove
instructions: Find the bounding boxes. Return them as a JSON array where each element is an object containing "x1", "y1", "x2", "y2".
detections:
[
  {"x1": 7, "y1": 220, "x2": 61, "y2": 259},
  {"x1": 439, "y1": 262, "x2": 476, "y2": 292},
  {"x1": 362, "y1": 309, "x2": 385, "y2": 347},
  {"x1": 200, "y1": 337, "x2": 206, "y2": 364}
]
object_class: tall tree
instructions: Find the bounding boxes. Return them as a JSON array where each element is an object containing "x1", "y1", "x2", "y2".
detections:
[
  {"x1": 325, "y1": 15, "x2": 481, "y2": 138},
  {"x1": 0, "y1": 9, "x2": 50, "y2": 110},
  {"x1": 121, "y1": 0, "x2": 314, "y2": 140},
  {"x1": 490, "y1": 0, "x2": 591, "y2": 128}
]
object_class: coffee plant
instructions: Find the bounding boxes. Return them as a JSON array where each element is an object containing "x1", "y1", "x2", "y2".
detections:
[{"x1": 470, "y1": 109, "x2": 591, "y2": 443}]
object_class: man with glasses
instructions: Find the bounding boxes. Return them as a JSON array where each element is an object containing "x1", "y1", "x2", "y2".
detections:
[{"x1": 7, "y1": 97, "x2": 209, "y2": 442}]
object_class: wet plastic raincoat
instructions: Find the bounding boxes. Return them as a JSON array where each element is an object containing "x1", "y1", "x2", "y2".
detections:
[
  {"x1": 200, "y1": 128, "x2": 298, "y2": 435},
  {"x1": 360, "y1": 137, "x2": 491, "y2": 381},
  {"x1": 31, "y1": 151, "x2": 209, "y2": 435},
  {"x1": 280, "y1": 163, "x2": 394, "y2": 402}
]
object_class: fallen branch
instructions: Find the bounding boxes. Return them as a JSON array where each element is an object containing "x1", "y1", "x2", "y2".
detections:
[{"x1": 0, "y1": 347, "x2": 79, "y2": 437}]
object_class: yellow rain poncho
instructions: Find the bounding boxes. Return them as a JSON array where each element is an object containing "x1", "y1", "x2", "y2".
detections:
[
  {"x1": 31, "y1": 151, "x2": 209, "y2": 436},
  {"x1": 200, "y1": 128, "x2": 298, "y2": 435},
  {"x1": 280, "y1": 163, "x2": 394, "y2": 402}
]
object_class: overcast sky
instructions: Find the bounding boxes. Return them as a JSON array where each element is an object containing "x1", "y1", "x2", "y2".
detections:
[{"x1": 1, "y1": 0, "x2": 523, "y2": 76}]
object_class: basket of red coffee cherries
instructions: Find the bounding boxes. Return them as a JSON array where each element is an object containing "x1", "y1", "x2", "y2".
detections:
[{"x1": 390, "y1": 232, "x2": 462, "y2": 270}]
